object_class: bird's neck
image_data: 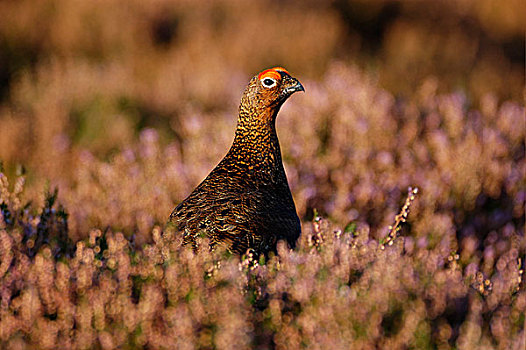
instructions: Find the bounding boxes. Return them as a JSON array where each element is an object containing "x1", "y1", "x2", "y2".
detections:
[{"x1": 226, "y1": 107, "x2": 284, "y2": 173}]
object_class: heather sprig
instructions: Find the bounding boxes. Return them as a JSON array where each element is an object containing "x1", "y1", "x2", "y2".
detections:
[{"x1": 380, "y1": 186, "x2": 419, "y2": 249}]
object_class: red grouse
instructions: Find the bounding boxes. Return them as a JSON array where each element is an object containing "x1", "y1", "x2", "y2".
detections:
[{"x1": 168, "y1": 67, "x2": 303, "y2": 255}]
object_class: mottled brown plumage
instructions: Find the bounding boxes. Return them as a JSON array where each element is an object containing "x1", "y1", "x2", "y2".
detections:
[{"x1": 168, "y1": 67, "x2": 304, "y2": 255}]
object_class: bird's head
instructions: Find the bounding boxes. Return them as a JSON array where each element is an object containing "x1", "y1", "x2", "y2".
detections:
[{"x1": 240, "y1": 67, "x2": 304, "y2": 122}]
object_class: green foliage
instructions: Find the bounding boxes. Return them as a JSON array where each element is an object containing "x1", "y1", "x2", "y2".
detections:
[{"x1": 344, "y1": 222, "x2": 357, "y2": 235}]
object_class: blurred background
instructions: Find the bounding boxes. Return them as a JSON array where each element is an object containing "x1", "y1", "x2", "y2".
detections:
[
  {"x1": 0, "y1": 0, "x2": 524, "y2": 242},
  {"x1": 0, "y1": 1, "x2": 525, "y2": 348}
]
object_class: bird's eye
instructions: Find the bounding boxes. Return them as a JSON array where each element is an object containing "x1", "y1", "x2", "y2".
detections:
[{"x1": 261, "y1": 77, "x2": 277, "y2": 88}]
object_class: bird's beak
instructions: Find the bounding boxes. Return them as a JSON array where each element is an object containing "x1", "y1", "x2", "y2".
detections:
[
  {"x1": 273, "y1": 77, "x2": 305, "y2": 108},
  {"x1": 284, "y1": 80, "x2": 305, "y2": 95}
]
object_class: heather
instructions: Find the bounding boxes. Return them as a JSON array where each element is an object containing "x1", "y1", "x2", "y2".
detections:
[{"x1": 0, "y1": 0, "x2": 525, "y2": 349}]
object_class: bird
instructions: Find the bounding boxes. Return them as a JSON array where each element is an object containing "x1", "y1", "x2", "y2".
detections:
[{"x1": 168, "y1": 67, "x2": 304, "y2": 255}]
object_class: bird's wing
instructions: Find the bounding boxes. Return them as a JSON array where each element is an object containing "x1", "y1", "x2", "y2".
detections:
[{"x1": 169, "y1": 183, "x2": 262, "y2": 253}]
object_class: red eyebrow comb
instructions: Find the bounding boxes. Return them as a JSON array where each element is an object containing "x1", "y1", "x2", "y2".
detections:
[{"x1": 258, "y1": 67, "x2": 290, "y2": 80}]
